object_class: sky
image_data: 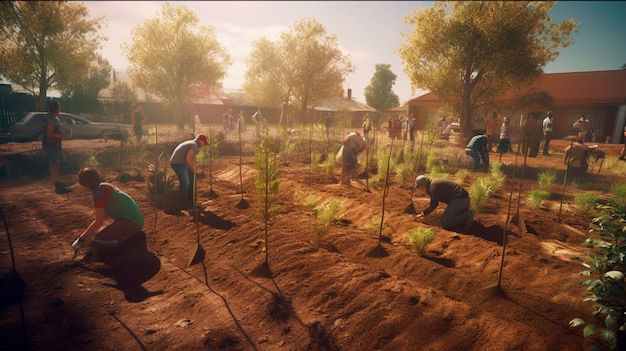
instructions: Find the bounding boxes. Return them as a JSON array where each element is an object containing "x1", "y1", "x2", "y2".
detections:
[{"x1": 80, "y1": 1, "x2": 626, "y2": 104}]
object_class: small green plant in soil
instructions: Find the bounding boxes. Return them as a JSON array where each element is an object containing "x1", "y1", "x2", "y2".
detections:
[
  {"x1": 313, "y1": 199, "x2": 344, "y2": 234},
  {"x1": 573, "y1": 192, "x2": 600, "y2": 215},
  {"x1": 570, "y1": 204, "x2": 626, "y2": 351},
  {"x1": 294, "y1": 189, "x2": 319, "y2": 211},
  {"x1": 528, "y1": 188, "x2": 549, "y2": 208},
  {"x1": 455, "y1": 169, "x2": 468, "y2": 184},
  {"x1": 469, "y1": 176, "x2": 500, "y2": 212},
  {"x1": 538, "y1": 168, "x2": 557, "y2": 190},
  {"x1": 408, "y1": 228, "x2": 435, "y2": 256}
]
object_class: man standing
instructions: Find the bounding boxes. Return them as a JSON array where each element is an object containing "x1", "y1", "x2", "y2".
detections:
[
  {"x1": 542, "y1": 111, "x2": 554, "y2": 156},
  {"x1": 362, "y1": 113, "x2": 371, "y2": 139},
  {"x1": 43, "y1": 101, "x2": 72, "y2": 194},
  {"x1": 414, "y1": 175, "x2": 474, "y2": 230},
  {"x1": 465, "y1": 134, "x2": 490, "y2": 172},
  {"x1": 340, "y1": 131, "x2": 366, "y2": 186},
  {"x1": 130, "y1": 103, "x2": 144, "y2": 144},
  {"x1": 619, "y1": 125, "x2": 626, "y2": 161},
  {"x1": 169, "y1": 134, "x2": 209, "y2": 209},
  {"x1": 485, "y1": 112, "x2": 501, "y2": 152},
  {"x1": 252, "y1": 108, "x2": 263, "y2": 140},
  {"x1": 573, "y1": 115, "x2": 590, "y2": 141}
]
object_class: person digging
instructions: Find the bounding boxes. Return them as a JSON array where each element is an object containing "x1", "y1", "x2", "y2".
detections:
[
  {"x1": 414, "y1": 175, "x2": 474, "y2": 231},
  {"x1": 71, "y1": 168, "x2": 145, "y2": 261}
]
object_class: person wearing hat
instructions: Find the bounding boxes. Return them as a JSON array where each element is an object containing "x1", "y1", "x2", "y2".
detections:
[
  {"x1": 169, "y1": 134, "x2": 209, "y2": 208},
  {"x1": 414, "y1": 175, "x2": 474, "y2": 230},
  {"x1": 71, "y1": 168, "x2": 144, "y2": 258}
]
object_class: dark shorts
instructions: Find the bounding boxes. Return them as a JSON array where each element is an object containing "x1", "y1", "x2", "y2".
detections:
[{"x1": 43, "y1": 147, "x2": 65, "y2": 165}]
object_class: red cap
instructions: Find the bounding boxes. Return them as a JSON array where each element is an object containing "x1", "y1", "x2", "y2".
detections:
[{"x1": 196, "y1": 134, "x2": 208, "y2": 144}]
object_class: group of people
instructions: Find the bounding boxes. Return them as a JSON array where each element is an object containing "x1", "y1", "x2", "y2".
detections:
[
  {"x1": 36, "y1": 100, "x2": 625, "y2": 260},
  {"x1": 387, "y1": 115, "x2": 417, "y2": 141}
]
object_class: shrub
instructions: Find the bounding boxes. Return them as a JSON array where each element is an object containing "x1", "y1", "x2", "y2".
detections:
[
  {"x1": 313, "y1": 199, "x2": 344, "y2": 234},
  {"x1": 573, "y1": 192, "x2": 599, "y2": 215},
  {"x1": 408, "y1": 228, "x2": 435, "y2": 256},
  {"x1": 538, "y1": 168, "x2": 557, "y2": 191},
  {"x1": 294, "y1": 189, "x2": 319, "y2": 211},
  {"x1": 528, "y1": 188, "x2": 549, "y2": 208},
  {"x1": 610, "y1": 183, "x2": 626, "y2": 211},
  {"x1": 455, "y1": 169, "x2": 468, "y2": 184},
  {"x1": 570, "y1": 204, "x2": 626, "y2": 350},
  {"x1": 394, "y1": 162, "x2": 414, "y2": 185}
]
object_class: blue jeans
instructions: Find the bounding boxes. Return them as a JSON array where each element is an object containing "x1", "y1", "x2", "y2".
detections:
[
  {"x1": 465, "y1": 149, "x2": 489, "y2": 171},
  {"x1": 171, "y1": 163, "x2": 194, "y2": 206}
]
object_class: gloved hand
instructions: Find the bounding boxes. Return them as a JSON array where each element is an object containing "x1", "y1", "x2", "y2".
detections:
[{"x1": 72, "y1": 237, "x2": 84, "y2": 259}]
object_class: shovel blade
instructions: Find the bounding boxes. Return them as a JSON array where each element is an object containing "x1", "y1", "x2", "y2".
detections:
[
  {"x1": 404, "y1": 202, "x2": 417, "y2": 214},
  {"x1": 187, "y1": 244, "x2": 206, "y2": 267}
]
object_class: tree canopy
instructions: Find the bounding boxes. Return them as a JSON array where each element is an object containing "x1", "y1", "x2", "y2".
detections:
[
  {"x1": 244, "y1": 18, "x2": 354, "y2": 125},
  {"x1": 123, "y1": 3, "x2": 231, "y2": 128},
  {"x1": 364, "y1": 63, "x2": 400, "y2": 111},
  {"x1": 397, "y1": 1, "x2": 579, "y2": 136},
  {"x1": 0, "y1": 1, "x2": 107, "y2": 110},
  {"x1": 62, "y1": 55, "x2": 111, "y2": 100}
]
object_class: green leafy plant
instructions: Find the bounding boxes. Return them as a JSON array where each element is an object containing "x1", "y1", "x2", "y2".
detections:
[
  {"x1": 573, "y1": 192, "x2": 600, "y2": 215},
  {"x1": 408, "y1": 228, "x2": 435, "y2": 256},
  {"x1": 313, "y1": 199, "x2": 344, "y2": 234},
  {"x1": 528, "y1": 188, "x2": 549, "y2": 208},
  {"x1": 455, "y1": 169, "x2": 468, "y2": 183},
  {"x1": 570, "y1": 204, "x2": 626, "y2": 351},
  {"x1": 294, "y1": 189, "x2": 319, "y2": 211},
  {"x1": 254, "y1": 127, "x2": 281, "y2": 265},
  {"x1": 538, "y1": 168, "x2": 557, "y2": 191},
  {"x1": 469, "y1": 176, "x2": 500, "y2": 212}
]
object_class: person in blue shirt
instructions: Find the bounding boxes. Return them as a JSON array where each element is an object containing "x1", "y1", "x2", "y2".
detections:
[{"x1": 465, "y1": 134, "x2": 490, "y2": 172}]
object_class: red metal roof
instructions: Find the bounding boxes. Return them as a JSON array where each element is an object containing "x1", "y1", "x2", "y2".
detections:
[{"x1": 410, "y1": 70, "x2": 626, "y2": 104}]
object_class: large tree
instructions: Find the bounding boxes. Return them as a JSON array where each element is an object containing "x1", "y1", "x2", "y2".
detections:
[
  {"x1": 364, "y1": 63, "x2": 400, "y2": 111},
  {"x1": 62, "y1": 55, "x2": 111, "y2": 100},
  {"x1": 398, "y1": 1, "x2": 578, "y2": 136},
  {"x1": 0, "y1": 1, "x2": 107, "y2": 110},
  {"x1": 244, "y1": 18, "x2": 354, "y2": 125},
  {"x1": 123, "y1": 3, "x2": 231, "y2": 128}
]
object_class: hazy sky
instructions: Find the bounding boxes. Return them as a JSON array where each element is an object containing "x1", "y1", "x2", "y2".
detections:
[{"x1": 81, "y1": 1, "x2": 626, "y2": 104}]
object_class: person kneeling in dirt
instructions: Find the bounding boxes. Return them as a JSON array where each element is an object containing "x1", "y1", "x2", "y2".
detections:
[
  {"x1": 564, "y1": 139, "x2": 595, "y2": 183},
  {"x1": 340, "y1": 131, "x2": 367, "y2": 185},
  {"x1": 71, "y1": 168, "x2": 145, "y2": 260},
  {"x1": 414, "y1": 175, "x2": 474, "y2": 231}
]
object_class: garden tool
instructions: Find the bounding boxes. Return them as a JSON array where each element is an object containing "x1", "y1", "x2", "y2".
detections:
[
  {"x1": 188, "y1": 168, "x2": 205, "y2": 267},
  {"x1": 235, "y1": 122, "x2": 249, "y2": 209}
]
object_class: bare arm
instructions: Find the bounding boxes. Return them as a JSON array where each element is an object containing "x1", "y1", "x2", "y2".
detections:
[
  {"x1": 185, "y1": 149, "x2": 197, "y2": 171},
  {"x1": 79, "y1": 207, "x2": 107, "y2": 241}
]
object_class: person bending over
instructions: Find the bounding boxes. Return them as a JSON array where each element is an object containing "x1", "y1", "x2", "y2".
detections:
[{"x1": 414, "y1": 175, "x2": 474, "y2": 230}]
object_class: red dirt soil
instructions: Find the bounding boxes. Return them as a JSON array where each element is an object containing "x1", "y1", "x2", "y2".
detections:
[{"x1": 1, "y1": 133, "x2": 625, "y2": 351}]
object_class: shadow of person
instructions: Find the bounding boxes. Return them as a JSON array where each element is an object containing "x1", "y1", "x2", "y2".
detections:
[
  {"x1": 458, "y1": 222, "x2": 505, "y2": 245},
  {"x1": 82, "y1": 233, "x2": 164, "y2": 302},
  {"x1": 198, "y1": 208, "x2": 236, "y2": 230}
]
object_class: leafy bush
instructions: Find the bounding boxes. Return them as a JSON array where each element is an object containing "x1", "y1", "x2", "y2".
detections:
[
  {"x1": 570, "y1": 204, "x2": 626, "y2": 351},
  {"x1": 528, "y1": 188, "x2": 549, "y2": 208},
  {"x1": 408, "y1": 228, "x2": 435, "y2": 256},
  {"x1": 573, "y1": 192, "x2": 599, "y2": 215},
  {"x1": 610, "y1": 183, "x2": 626, "y2": 211},
  {"x1": 313, "y1": 199, "x2": 344, "y2": 234}
]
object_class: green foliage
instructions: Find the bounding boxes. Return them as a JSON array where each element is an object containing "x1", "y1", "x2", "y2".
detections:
[
  {"x1": 254, "y1": 128, "x2": 281, "y2": 221},
  {"x1": 469, "y1": 176, "x2": 502, "y2": 212},
  {"x1": 147, "y1": 154, "x2": 176, "y2": 194},
  {"x1": 570, "y1": 205, "x2": 626, "y2": 350},
  {"x1": 243, "y1": 18, "x2": 355, "y2": 119},
  {"x1": 310, "y1": 150, "x2": 322, "y2": 173},
  {"x1": 124, "y1": 3, "x2": 231, "y2": 127},
  {"x1": 538, "y1": 168, "x2": 557, "y2": 191},
  {"x1": 528, "y1": 189, "x2": 550, "y2": 208},
  {"x1": 610, "y1": 183, "x2": 626, "y2": 211},
  {"x1": 408, "y1": 228, "x2": 436, "y2": 256},
  {"x1": 367, "y1": 215, "x2": 388, "y2": 234},
  {"x1": 323, "y1": 151, "x2": 337, "y2": 176},
  {"x1": 489, "y1": 162, "x2": 505, "y2": 186},
  {"x1": 364, "y1": 63, "x2": 400, "y2": 110},
  {"x1": 398, "y1": 1, "x2": 578, "y2": 136},
  {"x1": 0, "y1": 1, "x2": 107, "y2": 109},
  {"x1": 573, "y1": 192, "x2": 600, "y2": 215},
  {"x1": 455, "y1": 169, "x2": 468, "y2": 184},
  {"x1": 394, "y1": 161, "x2": 414, "y2": 185},
  {"x1": 62, "y1": 56, "x2": 112, "y2": 100},
  {"x1": 313, "y1": 199, "x2": 344, "y2": 234},
  {"x1": 294, "y1": 189, "x2": 319, "y2": 211}
]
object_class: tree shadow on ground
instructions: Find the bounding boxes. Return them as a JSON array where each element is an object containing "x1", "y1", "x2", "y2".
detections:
[
  {"x1": 459, "y1": 222, "x2": 505, "y2": 245},
  {"x1": 198, "y1": 208, "x2": 236, "y2": 230}
]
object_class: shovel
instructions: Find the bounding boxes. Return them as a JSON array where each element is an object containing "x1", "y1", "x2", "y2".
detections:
[
  {"x1": 404, "y1": 184, "x2": 417, "y2": 214},
  {"x1": 205, "y1": 126, "x2": 217, "y2": 199},
  {"x1": 235, "y1": 122, "x2": 249, "y2": 209},
  {"x1": 188, "y1": 169, "x2": 205, "y2": 267}
]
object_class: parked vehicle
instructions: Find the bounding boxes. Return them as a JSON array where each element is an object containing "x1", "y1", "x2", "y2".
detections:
[{"x1": 9, "y1": 112, "x2": 132, "y2": 142}]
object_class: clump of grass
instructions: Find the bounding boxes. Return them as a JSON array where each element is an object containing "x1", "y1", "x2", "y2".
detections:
[
  {"x1": 322, "y1": 151, "x2": 336, "y2": 176},
  {"x1": 573, "y1": 192, "x2": 599, "y2": 215},
  {"x1": 469, "y1": 176, "x2": 500, "y2": 212},
  {"x1": 455, "y1": 169, "x2": 468, "y2": 184},
  {"x1": 610, "y1": 183, "x2": 626, "y2": 211},
  {"x1": 529, "y1": 188, "x2": 550, "y2": 208},
  {"x1": 367, "y1": 215, "x2": 388, "y2": 234},
  {"x1": 537, "y1": 168, "x2": 556, "y2": 191},
  {"x1": 394, "y1": 162, "x2": 413, "y2": 185},
  {"x1": 407, "y1": 228, "x2": 435, "y2": 256},
  {"x1": 313, "y1": 199, "x2": 344, "y2": 234},
  {"x1": 294, "y1": 189, "x2": 319, "y2": 211}
]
